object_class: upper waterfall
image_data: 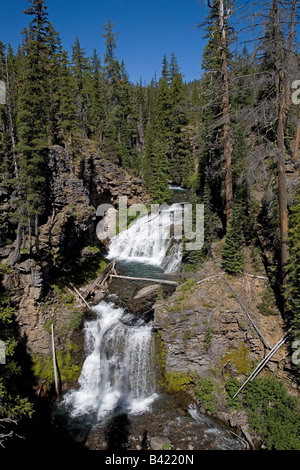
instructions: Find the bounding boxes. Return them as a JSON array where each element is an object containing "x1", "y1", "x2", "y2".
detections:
[{"x1": 107, "y1": 203, "x2": 184, "y2": 274}]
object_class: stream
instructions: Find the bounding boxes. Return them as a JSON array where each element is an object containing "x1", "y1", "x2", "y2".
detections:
[{"x1": 54, "y1": 187, "x2": 247, "y2": 451}]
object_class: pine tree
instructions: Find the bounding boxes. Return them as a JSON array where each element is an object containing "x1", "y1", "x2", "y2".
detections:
[
  {"x1": 286, "y1": 187, "x2": 300, "y2": 338},
  {"x1": 47, "y1": 22, "x2": 63, "y2": 144},
  {"x1": 142, "y1": 122, "x2": 155, "y2": 193},
  {"x1": 56, "y1": 50, "x2": 80, "y2": 174},
  {"x1": 168, "y1": 70, "x2": 192, "y2": 185},
  {"x1": 9, "y1": 0, "x2": 51, "y2": 264},
  {"x1": 222, "y1": 203, "x2": 245, "y2": 274},
  {"x1": 86, "y1": 48, "x2": 105, "y2": 144},
  {"x1": 101, "y1": 20, "x2": 122, "y2": 163},
  {"x1": 142, "y1": 122, "x2": 170, "y2": 203},
  {"x1": 0, "y1": 277, "x2": 34, "y2": 436},
  {"x1": 71, "y1": 36, "x2": 90, "y2": 138},
  {"x1": 102, "y1": 19, "x2": 120, "y2": 83},
  {"x1": 199, "y1": 0, "x2": 234, "y2": 227},
  {"x1": 150, "y1": 137, "x2": 171, "y2": 204}
]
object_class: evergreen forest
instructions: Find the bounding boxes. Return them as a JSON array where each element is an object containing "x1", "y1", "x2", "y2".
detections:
[{"x1": 0, "y1": 0, "x2": 300, "y2": 451}]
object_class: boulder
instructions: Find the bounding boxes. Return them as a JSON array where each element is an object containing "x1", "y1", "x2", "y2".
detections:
[
  {"x1": 150, "y1": 436, "x2": 171, "y2": 451},
  {"x1": 133, "y1": 284, "x2": 160, "y2": 300}
]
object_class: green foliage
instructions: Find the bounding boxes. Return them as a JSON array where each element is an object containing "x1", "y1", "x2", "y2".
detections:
[
  {"x1": 162, "y1": 442, "x2": 171, "y2": 450},
  {"x1": 32, "y1": 343, "x2": 82, "y2": 386},
  {"x1": 14, "y1": 0, "x2": 50, "y2": 225},
  {"x1": 222, "y1": 204, "x2": 246, "y2": 274},
  {"x1": 0, "y1": 264, "x2": 13, "y2": 275},
  {"x1": 204, "y1": 326, "x2": 214, "y2": 351},
  {"x1": 224, "y1": 378, "x2": 242, "y2": 410},
  {"x1": 178, "y1": 278, "x2": 196, "y2": 293},
  {"x1": 52, "y1": 248, "x2": 107, "y2": 289},
  {"x1": 0, "y1": 381, "x2": 34, "y2": 419},
  {"x1": 286, "y1": 187, "x2": 300, "y2": 341},
  {"x1": 163, "y1": 371, "x2": 193, "y2": 393},
  {"x1": 220, "y1": 343, "x2": 252, "y2": 376},
  {"x1": 0, "y1": 287, "x2": 33, "y2": 421},
  {"x1": 242, "y1": 378, "x2": 300, "y2": 450},
  {"x1": 194, "y1": 377, "x2": 218, "y2": 414},
  {"x1": 257, "y1": 288, "x2": 278, "y2": 316},
  {"x1": 68, "y1": 311, "x2": 83, "y2": 331}
]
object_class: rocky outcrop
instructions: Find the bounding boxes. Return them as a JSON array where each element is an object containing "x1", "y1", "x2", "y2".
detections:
[
  {"x1": 0, "y1": 145, "x2": 150, "y2": 361},
  {"x1": 154, "y1": 260, "x2": 291, "y2": 383},
  {"x1": 81, "y1": 153, "x2": 149, "y2": 207},
  {"x1": 37, "y1": 146, "x2": 149, "y2": 261}
]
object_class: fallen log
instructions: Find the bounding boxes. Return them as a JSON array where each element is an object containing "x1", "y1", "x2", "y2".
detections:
[
  {"x1": 232, "y1": 330, "x2": 290, "y2": 398},
  {"x1": 109, "y1": 274, "x2": 178, "y2": 286},
  {"x1": 69, "y1": 283, "x2": 94, "y2": 311},
  {"x1": 91, "y1": 260, "x2": 116, "y2": 290},
  {"x1": 51, "y1": 324, "x2": 59, "y2": 400},
  {"x1": 223, "y1": 278, "x2": 271, "y2": 350}
]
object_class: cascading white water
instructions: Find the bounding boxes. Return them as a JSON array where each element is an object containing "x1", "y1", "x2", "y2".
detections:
[
  {"x1": 63, "y1": 200, "x2": 186, "y2": 423},
  {"x1": 107, "y1": 203, "x2": 184, "y2": 274},
  {"x1": 64, "y1": 301, "x2": 157, "y2": 420}
]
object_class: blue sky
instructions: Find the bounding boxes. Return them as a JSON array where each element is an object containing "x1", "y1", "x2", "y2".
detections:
[
  {"x1": 1, "y1": 1, "x2": 297, "y2": 85},
  {"x1": 0, "y1": 0, "x2": 210, "y2": 84},
  {"x1": 0, "y1": 0, "x2": 218, "y2": 83}
]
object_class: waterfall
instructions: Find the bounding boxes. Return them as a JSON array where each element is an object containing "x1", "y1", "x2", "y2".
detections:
[
  {"x1": 107, "y1": 203, "x2": 184, "y2": 274},
  {"x1": 63, "y1": 301, "x2": 157, "y2": 420},
  {"x1": 63, "y1": 202, "x2": 185, "y2": 422}
]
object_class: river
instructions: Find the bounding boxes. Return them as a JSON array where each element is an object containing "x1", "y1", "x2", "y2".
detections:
[{"x1": 53, "y1": 186, "x2": 247, "y2": 451}]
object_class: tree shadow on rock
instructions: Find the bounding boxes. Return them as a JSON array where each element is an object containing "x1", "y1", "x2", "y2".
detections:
[{"x1": 104, "y1": 413, "x2": 131, "y2": 451}]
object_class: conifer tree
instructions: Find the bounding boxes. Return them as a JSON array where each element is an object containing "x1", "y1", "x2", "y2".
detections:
[
  {"x1": 9, "y1": 0, "x2": 50, "y2": 264},
  {"x1": 71, "y1": 36, "x2": 90, "y2": 138},
  {"x1": 101, "y1": 20, "x2": 122, "y2": 163},
  {"x1": 87, "y1": 48, "x2": 105, "y2": 144},
  {"x1": 222, "y1": 203, "x2": 245, "y2": 274},
  {"x1": 168, "y1": 70, "x2": 192, "y2": 185},
  {"x1": 199, "y1": 0, "x2": 234, "y2": 227},
  {"x1": 286, "y1": 187, "x2": 300, "y2": 339},
  {"x1": 150, "y1": 137, "x2": 171, "y2": 204},
  {"x1": 57, "y1": 50, "x2": 80, "y2": 174}
]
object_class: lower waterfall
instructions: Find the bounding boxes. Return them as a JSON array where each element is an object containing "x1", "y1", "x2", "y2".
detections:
[{"x1": 64, "y1": 301, "x2": 157, "y2": 420}]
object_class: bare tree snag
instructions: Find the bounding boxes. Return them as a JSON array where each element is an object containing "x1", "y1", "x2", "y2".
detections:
[
  {"x1": 219, "y1": 0, "x2": 233, "y2": 225},
  {"x1": 292, "y1": 106, "x2": 300, "y2": 162}
]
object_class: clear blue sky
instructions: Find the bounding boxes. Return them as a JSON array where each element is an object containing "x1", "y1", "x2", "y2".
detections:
[
  {"x1": 0, "y1": 0, "x2": 210, "y2": 84},
  {"x1": 2, "y1": 1, "x2": 294, "y2": 85}
]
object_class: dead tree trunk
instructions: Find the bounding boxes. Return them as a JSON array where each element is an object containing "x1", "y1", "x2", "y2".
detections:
[
  {"x1": 277, "y1": 112, "x2": 289, "y2": 287},
  {"x1": 219, "y1": 0, "x2": 233, "y2": 225},
  {"x1": 282, "y1": 0, "x2": 296, "y2": 135},
  {"x1": 273, "y1": 0, "x2": 289, "y2": 288},
  {"x1": 292, "y1": 106, "x2": 300, "y2": 162}
]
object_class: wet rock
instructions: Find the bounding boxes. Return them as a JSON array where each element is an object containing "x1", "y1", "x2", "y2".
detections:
[
  {"x1": 150, "y1": 435, "x2": 171, "y2": 450},
  {"x1": 93, "y1": 290, "x2": 106, "y2": 304},
  {"x1": 133, "y1": 284, "x2": 160, "y2": 300}
]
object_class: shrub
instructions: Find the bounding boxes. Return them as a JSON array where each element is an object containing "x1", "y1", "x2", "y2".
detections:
[
  {"x1": 257, "y1": 288, "x2": 278, "y2": 316},
  {"x1": 194, "y1": 377, "x2": 218, "y2": 414},
  {"x1": 222, "y1": 204, "x2": 245, "y2": 274},
  {"x1": 242, "y1": 378, "x2": 300, "y2": 450}
]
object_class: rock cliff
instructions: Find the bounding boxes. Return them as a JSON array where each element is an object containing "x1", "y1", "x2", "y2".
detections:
[
  {"x1": 153, "y1": 255, "x2": 298, "y2": 397},
  {"x1": 0, "y1": 145, "x2": 149, "y2": 363}
]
